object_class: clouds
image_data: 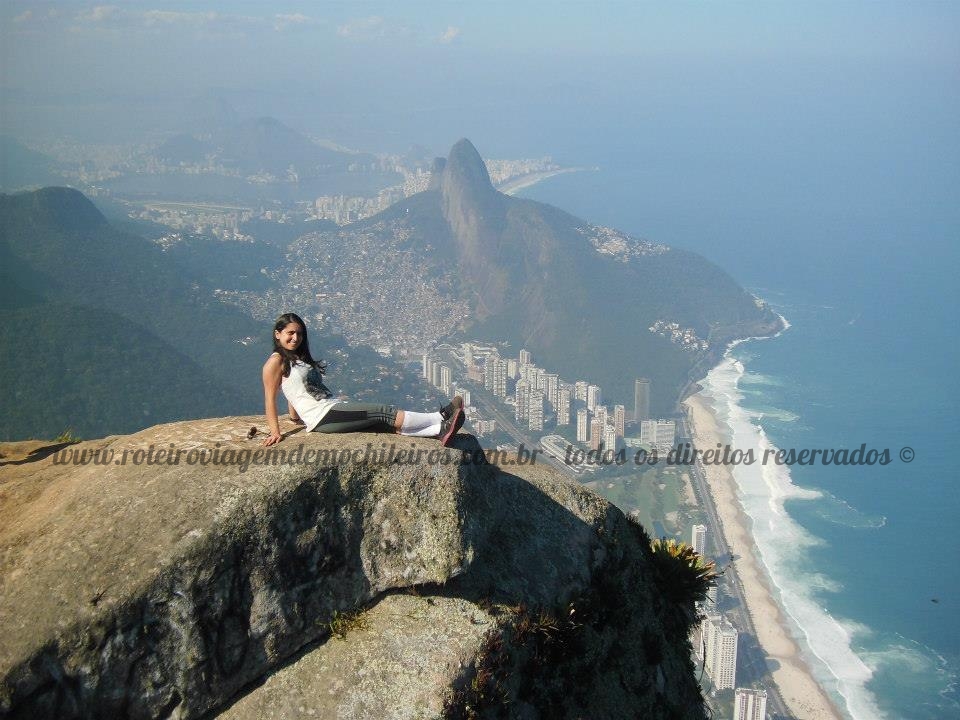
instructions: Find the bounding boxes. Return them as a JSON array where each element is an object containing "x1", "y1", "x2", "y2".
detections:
[
  {"x1": 4, "y1": 5, "x2": 462, "y2": 46},
  {"x1": 439, "y1": 26, "x2": 461, "y2": 44},
  {"x1": 78, "y1": 5, "x2": 120, "y2": 24}
]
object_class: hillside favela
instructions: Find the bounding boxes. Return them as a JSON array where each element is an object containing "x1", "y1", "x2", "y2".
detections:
[{"x1": 2, "y1": 3, "x2": 957, "y2": 720}]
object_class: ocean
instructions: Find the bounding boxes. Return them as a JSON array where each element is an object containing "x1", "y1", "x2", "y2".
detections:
[{"x1": 517, "y1": 151, "x2": 960, "y2": 718}]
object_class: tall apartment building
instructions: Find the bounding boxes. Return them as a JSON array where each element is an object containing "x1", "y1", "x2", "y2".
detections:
[
  {"x1": 506, "y1": 358, "x2": 518, "y2": 379},
  {"x1": 706, "y1": 584, "x2": 719, "y2": 606},
  {"x1": 733, "y1": 688, "x2": 767, "y2": 720},
  {"x1": 603, "y1": 424, "x2": 617, "y2": 452},
  {"x1": 542, "y1": 373, "x2": 559, "y2": 408},
  {"x1": 422, "y1": 354, "x2": 432, "y2": 380},
  {"x1": 587, "y1": 384, "x2": 602, "y2": 412},
  {"x1": 440, "y1": 364, "x2": 452, "y2": 396},
  {"x1": 633, "y1": 377, "x2": 651, "y2": 422},
  {"x1": 515, "y1": 379, "x2": 530, "y2": 422},
  {"x1": 590, "y1": 419, "x2": 603, "y2": 451},
  {"x1": 595, "y1": 405, "x2": 607, "y2": 428},
  {"x1": 485, "y1": 355, "x2": 507, "y2": 398},
  {"x1": 704, "y1": 615, "x2": 738, "y2": 690},
  {"x1": 640, "y1": 419, "x2": 676, "y2": 450},
  {"x1": 519, "y1": 349, "x2": 532, "y2": 367},
  {"x1": 556, "y1": 386, "x2": 571, "y2": 426},
  {"x1": 692, "y1": 524, "x2": 707, "y2": 556},
  {"x1": 574, "y1": 381, "x2": 589, "y2": 403},
  {"x1": 577, "y1": 408, "x2": 589, "y2": 442},
  {"x1": 614, "y1": 404, "x2": 625, "y2": 438},
  {"x1": 528, "y1": 390, "x2": 544, "y2": 432}
]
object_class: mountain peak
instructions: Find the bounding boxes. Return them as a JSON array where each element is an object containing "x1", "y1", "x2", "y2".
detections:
[
  {"x1": 440, "y1": 138, "x2": 495, "y2": 199},
  {"x1": 5, "y1": 187, "x2": 107, "y2": 233}
]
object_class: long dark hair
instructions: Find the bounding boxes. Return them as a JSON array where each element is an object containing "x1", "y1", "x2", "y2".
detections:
[{"x1": 271, "y1": 312, "x2": 326, "y2": 378}]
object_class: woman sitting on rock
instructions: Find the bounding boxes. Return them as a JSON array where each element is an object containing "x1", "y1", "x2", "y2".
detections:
[{"x1": 262, "y1": 312, "x2": 464, "y2": 447}]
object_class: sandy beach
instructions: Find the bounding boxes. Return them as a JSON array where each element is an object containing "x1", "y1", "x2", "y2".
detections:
[
  {"x1": 684, "y1": 392, "x2": 844, "y2": 720},
  {"x1": 496, "y1": 166, "x2": 590, "y2": 195}
]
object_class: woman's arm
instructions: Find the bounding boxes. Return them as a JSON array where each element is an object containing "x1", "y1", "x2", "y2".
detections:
[{"x1": 262, "y1": 354, "x2": 284, "y2": 446}]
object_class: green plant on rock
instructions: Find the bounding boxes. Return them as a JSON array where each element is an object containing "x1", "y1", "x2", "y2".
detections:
[
  {"x1": 328, "y1": 609, "x2": 370, "y2": 640},
  {"x1": 54, "y1": 428, "x2": 81, "y2": 444},
  {"x1": 650, "y1": 537, "x2": 720, "y2": 608}
]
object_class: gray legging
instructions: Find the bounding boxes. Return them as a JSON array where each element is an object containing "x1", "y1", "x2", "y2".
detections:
[{"x1": 312, "y1": 403, "x2": 398, "y2": 433}]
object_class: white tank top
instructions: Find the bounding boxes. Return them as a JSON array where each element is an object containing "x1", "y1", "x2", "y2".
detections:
[{"x1": 279, "y1": 357, "x2": 340, "y2": 431}]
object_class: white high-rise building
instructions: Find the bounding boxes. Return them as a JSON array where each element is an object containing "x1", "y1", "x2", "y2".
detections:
[
  {"x1": 614, "y1": 404, "x2": 625, "y2": 438},
  {"x1": 595, "y1": 405, "x2": 607, "y2": 428},
  {"x1": 574, "y1": 381, "x2": 589, "y2": 403},
  {"x1": 506, "y1": 358, "x2": 519, "y2": 379},
  {"x1": 704, "y1": 615, "x2": 738, "y2": 690},
  {"x1": 422, "y1": 354, "x2": 432, "y2": 380},
  {"x1": 556, "y1": 386, "x2": 571, "y2": 426},
  {"x1": 440, "y1": 364, "x2": 452, "y2": 396},
  {"x1": 603, "y1": 424, "x2": 617, "y2": 452},
  {"x1": 640, "y1": 419, "x2": 676, "y2": 451},
  {"x1": 692, "y1": 524, "x2": 707, "y2": 556},
  {"x1": 705, "y1": 584, "x2": 719, "y2": 606},
  {"x1": 543, "y1": 373, "x2": 559, "y2": 407},
  {"x1": 515, "y1": 379, "x2": 530, "y2": 422},
  {"x1": 587, "y1": 384, "x2": 602, "y2": 411},
  {"x1": 519, "y1": 349, "x2": 532, "y2": 367},
  {"x1": 576, "y1": 408, "x2": 589, "y2": 442},
  {"x1": 528, "y1": 390, "x2": 544, "y2": 432},
  {"x1": 734, "y1": 688, "x2": 767, "y2": 720},
  {"x1": 532, "y1": 367, "x2": 546, "y2": 392},
  {"x1": 486, "y1": 355, "x2": 507, "y2": 398}
]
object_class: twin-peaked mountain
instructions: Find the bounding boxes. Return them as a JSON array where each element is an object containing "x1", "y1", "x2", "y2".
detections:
[
  {"x1": 289, "y1": 139, "x2": 781, "y2": 413},
  {"x1": 0, "y1": 138, "x2": 779, "y2": 439}
]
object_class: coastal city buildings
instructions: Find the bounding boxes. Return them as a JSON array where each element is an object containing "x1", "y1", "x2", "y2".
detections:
[
  {"x1": 703, "y1": 614, "x2": 739, "y2": 690},
  {"x1": 577, "y1": 408, "x2": 589, "y2": 442},
  {"x1": 587, "y1": 384, "x2": 602, "y2": 412},
  {"x1": 692, "y1": 524, "x2": 707, "y2": 556},
  {"x1": 424, "y1": 341, "x2": 675, "y2": 470},
  {"x1": 733, "y1": 687, "x2": 768, "y2": 720},
  {"x1": 614, "y1": 404, "x2": 625, "y2": 438},
  {"x1": 640, "y1": 419, "x2": 677, "y2": 452},
  {"x1": 634, "y1": 377, "x2": 651, "y2": 422}
]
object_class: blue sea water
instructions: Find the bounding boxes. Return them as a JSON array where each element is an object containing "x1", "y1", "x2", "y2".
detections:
[{"x1": 518, "y1": 156, "x2": 960, "y2": 718}]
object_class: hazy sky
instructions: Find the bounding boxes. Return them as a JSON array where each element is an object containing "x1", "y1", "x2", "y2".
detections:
[{"x1": 3, "y1": 2, "x2": 958, "y2": 151}]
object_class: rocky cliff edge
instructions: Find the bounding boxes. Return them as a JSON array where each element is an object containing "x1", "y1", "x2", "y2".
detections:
[{"x1": 0, "y1": 418, "x2": 705, "y2": 719}]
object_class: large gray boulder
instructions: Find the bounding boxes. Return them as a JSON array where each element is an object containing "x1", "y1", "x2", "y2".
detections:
[{"x1": 0, "y1": 417, "x2": 704, "y2": 719}]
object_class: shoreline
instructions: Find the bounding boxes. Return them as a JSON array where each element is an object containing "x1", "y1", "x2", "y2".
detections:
[
  {"x1": 496, "y1": 166, "x2": 593, "y2": 195},
  {"x1": 684, "y1": 390, "x2": 846, "y2": 720}
]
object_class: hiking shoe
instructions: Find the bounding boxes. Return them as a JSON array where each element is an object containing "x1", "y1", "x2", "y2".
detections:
[
  {"x1": 438, "y1": 407, "x2": 465, "y2": 447},
  {"x1": 440, "y1": 395, "x2": 464, "y2": 421}
]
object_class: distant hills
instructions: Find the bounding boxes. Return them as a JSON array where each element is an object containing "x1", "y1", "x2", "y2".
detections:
[
  {"x1": 278, "y1": 139, "x2": 783, "y2": 414},
  {"x1": 0, "y1": 188, "x2": 435, "y2": 441},
  {"x1": 0, "y1": 188, "x2": 264, "y2": 440},
  {"x1": 119, "y1": 111, "x2": 401, "y2": 202},
  {"x1": 154, "y1": 116, "x2": 363, "y2": 177}
]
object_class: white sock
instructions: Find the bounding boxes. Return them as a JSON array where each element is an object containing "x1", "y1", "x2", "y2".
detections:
[{"x1": 399, "y1": 411, "x2": 443, "y2": 437}]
